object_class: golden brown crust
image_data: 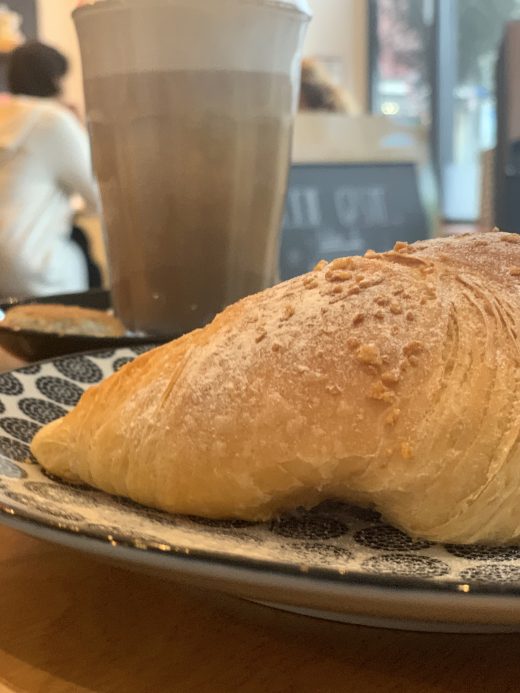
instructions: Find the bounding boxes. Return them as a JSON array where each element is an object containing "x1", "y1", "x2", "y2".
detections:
[
  {"x1": 2, "y1": 304, "x2": 126, "y2": 337},
  {"x1": 30, "y1": 231, "x2": 520, "y2": 543}
]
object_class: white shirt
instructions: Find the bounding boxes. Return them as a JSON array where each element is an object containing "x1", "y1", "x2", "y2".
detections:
[{"x1": 0, "y1": 96, "x2": 100, "y2": 298}]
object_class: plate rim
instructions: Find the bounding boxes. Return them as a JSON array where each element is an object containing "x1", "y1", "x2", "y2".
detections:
[
  {"x1": 2, "y1": 507, "x2": 520, "y2": 628},
  {"x1": 2, "y1": 351, "x2": 520, "y2": 605},
  {"x1": 1, "y1": 490, "x2": 520, "y2": 599}
]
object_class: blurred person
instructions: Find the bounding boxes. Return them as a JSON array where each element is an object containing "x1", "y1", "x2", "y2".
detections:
[
  {"x1": 299, "y1": 58, "x2": 357, "y2": 113},
  {"x1": 0, "y1": 41, "x2": 100, "y2": 298},
  {"x1": 7, "y1": 40, "x2": 82, "y2": 120}
]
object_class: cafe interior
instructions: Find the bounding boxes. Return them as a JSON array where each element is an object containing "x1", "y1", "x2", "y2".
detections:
[
  {"x1": 1, "y1": 0, "x2": 520, "y2": 690},
  {"x1": 1, "y1": 1, "x2": 519, "y2": 289}
]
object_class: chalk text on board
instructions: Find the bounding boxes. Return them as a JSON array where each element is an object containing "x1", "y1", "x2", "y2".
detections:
[
  {"x1": 334, "y1": 186, "x2": 390, "y2": 229},
  {"x1": 283, "y1": 187, "x2": 322, "y2": 230}
]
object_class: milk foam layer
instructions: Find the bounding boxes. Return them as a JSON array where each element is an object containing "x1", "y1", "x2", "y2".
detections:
[{"x1": 74, "y1": 0, "x2": 310, "y2": 79}]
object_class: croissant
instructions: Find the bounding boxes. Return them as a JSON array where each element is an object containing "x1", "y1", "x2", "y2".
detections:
[{"x1": 31, "y1": 231, "x2": 520, "y2": 544}]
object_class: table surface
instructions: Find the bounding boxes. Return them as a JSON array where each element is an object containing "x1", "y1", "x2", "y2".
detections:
[
  {"x1": 1, "y1": 346, "x2": 520, "y2": 692},
  {"x1": 0, "y1": 347, "x2": 26, "y2": 373}
]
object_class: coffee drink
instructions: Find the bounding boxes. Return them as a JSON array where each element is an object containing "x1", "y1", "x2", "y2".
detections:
[
  {"x1": 74, "y1": 0, "x2": 310, "y2": 335},
  {"x1": 85, "y1": 70, "x2": 293, "y2": 334}
]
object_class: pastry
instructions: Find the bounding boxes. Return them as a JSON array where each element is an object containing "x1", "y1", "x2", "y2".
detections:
[
  {"x1": 31, "y1": 231, "x2": 520, "y2": 544},
  {"x1": 2, "y1": 303, "x2": 126, "y2": 337}
]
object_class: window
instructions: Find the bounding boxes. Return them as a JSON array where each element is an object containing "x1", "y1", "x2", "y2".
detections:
[
  {"x1": 370, "y1": 0, "x2": 434, "y2": 127},
  {"x1": 370, "y1": 0, "x2": 520, "y2": 221}
]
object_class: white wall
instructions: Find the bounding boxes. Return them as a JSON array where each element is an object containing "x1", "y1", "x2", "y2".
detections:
[
  {"x1": 36, "y1": 0, "x2": 84, "y2": 114},
  {"x1": 304, "y1": 0, "x2": 368, "y2": 112},
  {"x1": 34, "y1": 0, "x2": 368, "y2": 115}
]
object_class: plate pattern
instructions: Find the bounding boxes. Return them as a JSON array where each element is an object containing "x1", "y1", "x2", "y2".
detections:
[{"x1": 0, "y1": 348, "x2": 519, "y2": 593}]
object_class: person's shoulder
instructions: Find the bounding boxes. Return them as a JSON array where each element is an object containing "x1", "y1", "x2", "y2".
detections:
[
  {"x1": 0, "y1": 94, "x2": 40, "y2": 120},
  {"x1": 0, "y1": 96, "x2": 66, "y2": 149},
  {"x1": 27, "y1": 97, "x2": 79, "y2": 130},
  {"x1": 17, "y1": 97, "x2": 87, "y2": 152},
  {"x1": 3, "y1": 96, "x2": 77, "y2": 134}
]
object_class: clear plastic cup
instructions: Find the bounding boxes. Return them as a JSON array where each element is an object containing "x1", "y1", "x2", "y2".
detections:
[{"x1": 73, "y1": 0, "x2": 311, "y2": 335}]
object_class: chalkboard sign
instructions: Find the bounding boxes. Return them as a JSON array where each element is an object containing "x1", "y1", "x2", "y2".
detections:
[{"x1": 280, "y1": 162, "x2": 429, "y2": 280}]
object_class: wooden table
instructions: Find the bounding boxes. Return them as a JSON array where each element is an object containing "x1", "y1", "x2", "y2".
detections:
[
  {"x1": 1, "y1": 348, "x2": 520, "y2": 692},
  {"x1": 0, "y1": 525, "x2": 520, "y2": 692},
  {"x1": 0, "y1": 347, "x2": 26, "y2": 373}
]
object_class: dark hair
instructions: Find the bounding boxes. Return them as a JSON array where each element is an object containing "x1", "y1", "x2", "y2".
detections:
[{"x1": 7, "y1": 41, "x2": 68, "y2": 98}]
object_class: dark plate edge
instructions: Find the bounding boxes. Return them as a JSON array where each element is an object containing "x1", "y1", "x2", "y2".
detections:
[{"x1": 0, "y1": 290, "x2": 177, "y2": 354}]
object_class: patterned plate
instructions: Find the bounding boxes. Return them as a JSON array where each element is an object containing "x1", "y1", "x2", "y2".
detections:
[{"x1": 1, "y1": 348, "x2": 520, "y2": 632}]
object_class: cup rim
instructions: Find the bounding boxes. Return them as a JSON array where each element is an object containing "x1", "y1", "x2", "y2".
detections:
[{"x1": 73, "y1": 0, "x2": 312, "y2": 20}]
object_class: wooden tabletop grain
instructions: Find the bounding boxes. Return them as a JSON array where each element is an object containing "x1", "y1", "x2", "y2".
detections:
[
  {"x1": 1, "y1": 347, "x2": 520, "y2": 692},
  {"x1": 0, "y1": 524, "x2": 520, "y2": 693},
  {"x1": 0, "y1": 347, "x2": 26, "y2": 373}
]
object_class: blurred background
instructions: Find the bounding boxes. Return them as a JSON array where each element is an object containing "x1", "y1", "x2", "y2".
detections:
[{"x1": 3, "y1": 0, "x2": 520, "y2": 283}]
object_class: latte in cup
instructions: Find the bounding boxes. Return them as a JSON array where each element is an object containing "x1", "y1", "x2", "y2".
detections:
[
  {"x1": 74, "y1": 0, "x2": 311, "y2": 335},
  {"x1": 86, "y1": 69, "x2": 293, "y2": 333}
]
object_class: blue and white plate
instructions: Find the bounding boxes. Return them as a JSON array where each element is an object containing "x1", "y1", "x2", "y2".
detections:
[{"x1": 1, "y1": 347, "x2": 520, "y2": 633}]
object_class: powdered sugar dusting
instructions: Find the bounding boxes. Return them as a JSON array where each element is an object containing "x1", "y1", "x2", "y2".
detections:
[{"x1": 169, "y1": 249, "x2": 448, "y2": 446}]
